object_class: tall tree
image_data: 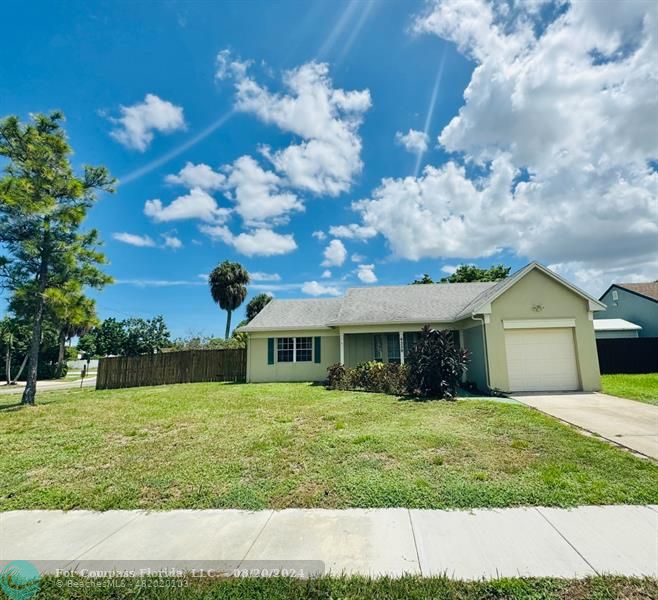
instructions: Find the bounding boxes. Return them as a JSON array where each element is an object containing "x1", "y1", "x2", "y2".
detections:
[
  {"x1": 440, "y1": 264, "x2": 511, "y2": 283},
  {"x1": 0, "y1": 112, "x2": 114, "y2": 405},
  {"x1": 245, "y1": 293, "x2": 272, "y2": 322},
  {"x1": 47, "y1": 283, "x2": 99, "y2": 369},
  {"x1": 123, "y1": 316, "x2": 171, "y2": 356},
  {"x1": 209, "y1": 261, "x2": 250, "y2": 339},
  {"x1": 0, "y1": 316, "x2": 30, "y2": 385}
]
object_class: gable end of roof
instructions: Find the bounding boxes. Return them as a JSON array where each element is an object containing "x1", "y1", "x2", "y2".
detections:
[{"x1": 458, "y1": 262, "x2": 606, "y2": 318}]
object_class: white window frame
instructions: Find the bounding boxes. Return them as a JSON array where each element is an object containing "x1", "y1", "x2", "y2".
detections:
[
  {"x1": 295, "y1": 336, "x2": 313, "y2": 362},
  {"x1": 277, "y1": 337, "x2": 294, "y2": 362},
  {"x1": 277, "y1": 336, "x2": 313, "y2": 363}
]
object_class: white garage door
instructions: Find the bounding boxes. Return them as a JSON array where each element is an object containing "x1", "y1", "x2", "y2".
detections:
[{"x1": 504, "y1": 328, "x2": 580, "y2": 392}]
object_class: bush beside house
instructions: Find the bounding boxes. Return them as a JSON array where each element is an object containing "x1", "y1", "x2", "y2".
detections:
[{"x1": 327, "y1": 326, "x2": 470, "y2": 399}]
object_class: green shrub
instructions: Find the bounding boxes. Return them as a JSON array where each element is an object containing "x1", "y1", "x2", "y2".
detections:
[
  {"x1": 406, "y1": 325, "x2": 469, "y2": 399},
  {"x1": 327, "y1": 363, "x2": 347, "y2": 388},
  {"x1": 326, "y1": 361, "x2": 407, "y2": 395}
]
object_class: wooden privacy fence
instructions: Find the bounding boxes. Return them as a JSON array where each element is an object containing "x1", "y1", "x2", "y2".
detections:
[
  {"x1": 596, "y1": 338, "x2": 658, "y2": 374},
  {"x1": 96, "y1": 349, "x2": 247, "y2": 390}
]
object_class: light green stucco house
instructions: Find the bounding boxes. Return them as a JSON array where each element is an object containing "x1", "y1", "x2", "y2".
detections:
[{"x1": 240, "y1": 263, "x2": 606, "y2": 393}]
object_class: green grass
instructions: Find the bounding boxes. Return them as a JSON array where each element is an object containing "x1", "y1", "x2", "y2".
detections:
[
  {"x1": 601, "y1": 373, "x2": 658, "y2": 407},
  {"x1": 1, "y1": 382, "x2": 657, "y2": 511},
  {"x1": 34, "y1": 575, "x2": 658, "y2": 600}
]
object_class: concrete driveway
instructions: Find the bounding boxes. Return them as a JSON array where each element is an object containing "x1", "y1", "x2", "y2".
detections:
[{"x1": 512, "y1": 393, "x2": 658, "y2": 460}]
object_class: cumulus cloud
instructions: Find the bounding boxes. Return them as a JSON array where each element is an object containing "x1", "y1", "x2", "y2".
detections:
[
  {"x1": 250, "y1": 272, "x2": 282, "y2": 281},
  {"x1": 112, "y1": 232, "x2": 157, "y2": 247},
  {"x1": 347, "y1": 0, "x2": 658, "y2": 291},
  {"x1": 224, "y1": 58, "x2": 371, "y2": 195},
  {"x1": 109, "y1": 94, "x2": 186, "y2": 151},
  {"x1": 162, "y1": 234, "x2": 183, "y2": 250},
  {"x1": 354, "y1": 156, "x2": 515, "y2": 259},
  {"x1": 301, "y1": 281, "x2": 342, "y2": 296},
  {"x1": 321, "y1": 269, "x2": 332, "y2": 278},
  {"x1": 321, "y1": 239, "x2": 347, "y2": 267},
  {"x1": 165, "y1": 162, "x2": 226, "y2": 191},
  {"x1": 144, "y1": 187, "x2": 230, "y2": 223},
  {"x1": 200, "y1": 225, "x2": 297, "y2": 256},
  {"x1": 356, "y1": 263, "x2": 377, "y2": 283},
  {"x1": 395, "y1": 129, "x2": 429, "y2": 153},
  {"x1": 312, "y1": 230, "x2": 327, "y2": 241},
  {"x1": 328, "y1": 223, "x2": 377, "y2": 240},
  {"x1": 223, "y1": 155, "x2": 303, "y2": 226}
]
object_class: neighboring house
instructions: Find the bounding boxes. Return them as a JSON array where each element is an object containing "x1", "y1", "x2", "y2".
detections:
[
  {"x1": 593, "y1": 318, "x2": 642, "y2": 339},
  {"x1": 596, "y1": 283, "x2": 658, "y2": 337},
  {"x1": 240, "y1": 263, "x2": 605, "y2": 393}
]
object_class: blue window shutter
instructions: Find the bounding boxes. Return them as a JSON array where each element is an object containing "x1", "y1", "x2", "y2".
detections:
[
  {"x1": 314, "y1": 336, "x2": 321, "y2": 363},
  {"x1": 267, "y1": 338, "x2": 274, "y2": 365}
]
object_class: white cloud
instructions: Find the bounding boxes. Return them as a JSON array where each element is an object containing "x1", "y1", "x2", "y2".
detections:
[
  {"x1": 144, "y1": 187, "x2": 230, "y2": 223},
  {"x1": 321, "y1": 269, "x2": 332, "y2": 278},
  {"x1": 347, "y1": 0, "x2": 658, "y2": 289},
  {"x1": 354, "y1": 156, "x2": 515, "y2": 259},
  {"x1": 227, "y1": 59, "x2": 372, "y2": 196},
  {"x1": 162, "y1": 234, "x2": 183, "y2": 250},
  {"x1": 356, "y1": 263, "x2": 377, "y2": 283},
  {"x1": 301, "y1": 281, "x2": 342, "y2": 296},
  {"x1": 312, "y1": 230, "x2": 326, "y2": 241},
  {"x1": 441, "y1": 264, "x2": 458, "y2": 275},
  {"x1": 215, "y1": 49, "x2": 252, "y2": 81},
  {"x1": 328, "y1": 223, "x2": 377, "y2": 240},
  {"x1": 351, "y1": 253, "x2": 365, "y2": 263},
  {"x1": 321, "y1": 239, "x2": 347, "y2": 267},
  {"x1": 395, "y1": 129, "x2": 429, "y2": 153},
  {"x1": 165, "y1": 162, "x2": 226, "y2": 191},
  {"x1": 223, "y1": 155, "x2": 303, "y2": 226},
  {"x1": 109, "y1": 94, "x2": 186, "y2": 151},
  {"x1": 112, "y1": 232, "x2": 157, "y2": 248},
  {"x1": 115, "y1": 278, "x2": 204, "y2": 287},
  {"x1": 549, "y1": 258, "x2": 658, "y2": 297},
  {"x1": 250, "y1": 271, "x2": 282, "y2": 281},
  {"x1": 201, "y1": 225, "x2": 297, "y2": 257}
]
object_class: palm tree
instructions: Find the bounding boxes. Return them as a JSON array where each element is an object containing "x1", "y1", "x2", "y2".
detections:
[
  {"x1": 49, "y1": 287, "x2": 99, "y2": 370},
  {"x1": 209, "y1": 261, "x2": 250, "y2": 339}
]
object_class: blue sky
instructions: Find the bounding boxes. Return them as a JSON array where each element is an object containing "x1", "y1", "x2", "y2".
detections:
[{"x1": 1, "y1": 0, "x2": 656, "y2": 338}]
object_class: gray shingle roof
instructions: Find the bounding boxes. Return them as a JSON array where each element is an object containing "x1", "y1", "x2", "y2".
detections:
[
  {"x1": 239, "y1": 262, "x2": 606, "y2": 333},
  {"x1": 239, "y1": 298, "x2": 343, "y2": 331},
  {"x1": 329, "y1": 282, "x2": 498, "y2": 326}
]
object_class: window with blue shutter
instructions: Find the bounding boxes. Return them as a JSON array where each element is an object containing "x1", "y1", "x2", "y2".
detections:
[
  {"x1": 314, "y1": 336, "x2": 321, "y2": 363},
  {"x1": 267, "y1": 338, "x2": 274, "y2": 365}
]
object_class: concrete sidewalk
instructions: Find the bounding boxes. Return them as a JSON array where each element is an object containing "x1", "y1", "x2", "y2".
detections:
[{"x1": 2, "y1": 505, "x2": 657, "y2": 579}]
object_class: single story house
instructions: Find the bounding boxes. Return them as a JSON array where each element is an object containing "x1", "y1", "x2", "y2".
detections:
[
  {"x1": 239, "y1": 262, "x2": 605, "y2": 393},
  {"x1": 596, "y1": 283, "x2": 658, "y2": 337},
  {"x1": 593, "y1": 318, "x2": 642, "y2": 339}
]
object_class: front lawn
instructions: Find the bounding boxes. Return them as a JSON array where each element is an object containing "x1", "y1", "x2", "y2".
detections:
[
  {"x1": 601, "y1": 373, "x2": 658, "y2": 407},
  {"x1": 35, "y1": 575, "x2": 658, "y2": 600},
  {"x1": 1, "y1": 383, "x2": 656, "y2": 511}
]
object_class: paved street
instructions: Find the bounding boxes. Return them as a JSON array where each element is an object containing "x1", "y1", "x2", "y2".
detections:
[
  {"x1": 0, "y1": 376, "x2": 96, "y2": 396},
  {"x1": 1, "y1": 505, "x2": 657, "y2": 579}
]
